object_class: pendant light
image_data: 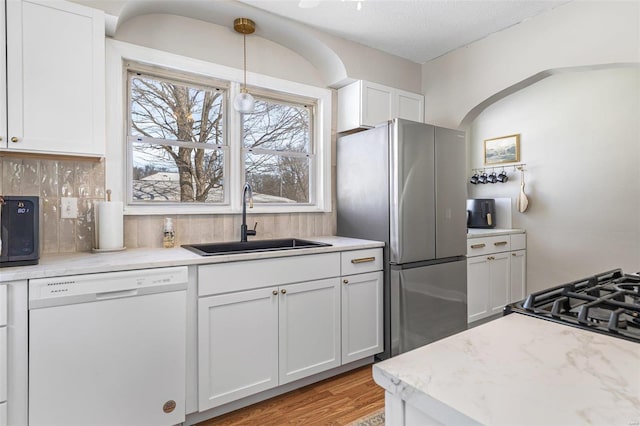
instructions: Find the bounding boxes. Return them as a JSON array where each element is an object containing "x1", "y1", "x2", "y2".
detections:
[{"x1": 233, "y1": 18, "x2": 256, "y2": 114}]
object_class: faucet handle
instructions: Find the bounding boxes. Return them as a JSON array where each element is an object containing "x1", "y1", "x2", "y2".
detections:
[{"x1": 247, "y1": 222, "x2": 257, "y2": 237}]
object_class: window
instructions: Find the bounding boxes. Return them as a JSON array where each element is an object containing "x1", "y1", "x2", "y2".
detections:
[
  {"x1": 107, "y1": 40, "x2": 331, "y2": 214},
  {"x1": 243, "y1": 94, "x2": 315, "y2": 205},
  {"x1": 127, "y1": 66, "x2": 228, "y2": 204}
]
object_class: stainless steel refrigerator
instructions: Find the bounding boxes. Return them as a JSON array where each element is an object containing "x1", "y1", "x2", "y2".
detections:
[{"x1": 337, "y1": 118, "x2": 467, "y2": 358}]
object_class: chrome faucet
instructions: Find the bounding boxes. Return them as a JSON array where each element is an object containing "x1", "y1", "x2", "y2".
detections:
[{"x1": 241, "y1": 183, "x2": 257, "y2": 242}]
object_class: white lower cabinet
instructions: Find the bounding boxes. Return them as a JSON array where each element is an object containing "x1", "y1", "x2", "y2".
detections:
[
  {"x1": 510, "y1": 250, "x2": 527, "y2": 303},
  {"x1": 467, "y1": 232, "x2": 527, "y2": 323},
  {"x1": 0, "y1": 285, "x2": 6, "y2": 415},
  {"x1": 198, "y1": 278, "x2": 341, "y2": 411},
  {"x1": 341, "y1": 271, "x2": 383, "y2": 364},
  {"x1": 279, "y1": 278, "x2": 340, "y2": 384},
  {"x1": 196, "y1": 248, "x2": 383, "y2": 413},
  {"x1": 198, "y1": 287, "x2": 279, "y2": 410}
]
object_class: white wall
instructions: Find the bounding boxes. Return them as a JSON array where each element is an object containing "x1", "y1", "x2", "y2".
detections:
[
  {"x1": 114, "y1": 13, "x2": 423, "y2": 92},
  {"x1": 422, "y1": 1, "x2": 640, "y2": 129},
  {"x1": 114, "y1": 14, "x2": 326, "y2": 87},
  {"x1": 468, "y1": 67, "x2": 640, "y2": 292}
]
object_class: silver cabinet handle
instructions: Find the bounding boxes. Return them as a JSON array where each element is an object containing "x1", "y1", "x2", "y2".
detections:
[
  {"x1": 351, "y1": 257, "x2": 375, "y2": 264},
  {"x1": 343, "y1": 279, "x2": 349, "y2": 284},
  {"x1": 281, "y1": 289, "x2": 286, "y2": 294},
  {"x1": 494, "y1": 241, "x2": 508, "y2": 246},
  {"x1": 272, "y1": 290, "x2": 278, "y2": 295},
  {"x1": 470, "y1": 243, "x2": 485, "y2": 249}
]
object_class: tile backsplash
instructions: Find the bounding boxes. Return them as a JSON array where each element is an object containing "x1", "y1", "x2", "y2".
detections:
[{"x1": 1, "y1": 155, "x2": 336, "y2": 254}]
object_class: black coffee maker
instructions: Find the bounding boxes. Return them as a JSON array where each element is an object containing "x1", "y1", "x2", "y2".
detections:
[
  {"x1": 0, "y1": 196, "x2": 40, "y2": 267},
  {"x1": 466, "y1": 198, "x2": 496, "y2": 229}
]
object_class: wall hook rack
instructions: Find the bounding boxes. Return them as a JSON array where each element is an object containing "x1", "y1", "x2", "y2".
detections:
[{"x1": 470, "y1": 163, "x2": 527, "y2": 175}]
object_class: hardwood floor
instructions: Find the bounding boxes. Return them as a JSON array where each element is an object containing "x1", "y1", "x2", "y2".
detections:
[{"x1": 197, "y1": 365, "x2": 385, "y2": 426}]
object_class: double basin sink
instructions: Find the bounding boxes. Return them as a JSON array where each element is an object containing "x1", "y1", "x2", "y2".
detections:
[{"x1": 182, "y1": 238, "x2": 331, "y2": 256}]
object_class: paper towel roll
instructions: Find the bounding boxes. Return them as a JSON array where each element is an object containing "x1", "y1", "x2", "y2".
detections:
[{"x1": 95, "y1": 201, "x2": 124, "y2": 250}]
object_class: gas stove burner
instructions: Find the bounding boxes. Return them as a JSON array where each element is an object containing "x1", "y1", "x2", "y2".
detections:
[{"x1": 505, "y1": 268, "x2": 640, "y2": 344}]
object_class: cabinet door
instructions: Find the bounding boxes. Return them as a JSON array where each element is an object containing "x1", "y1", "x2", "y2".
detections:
[
  {"x1": 510, "y1": 250, "x2": 527, "y2": 303},
  {"x1": 0, "y1": 0, "x2": 6, "y2": 148},
  {"x1": 5, "y1": 0, "x2": 105, "y2": 156},
  {"x1": 467, "y1": 256, "x2": 490, "y2": 323},
  {"x1": 341, "y1": 271, "x2": 383, "y2": 364},
  {"x1": 395, "y1": 89, "x2": 424, "y2": 123},
  {"x1": 279, "y1": 278, "x2": 341, "y2": 385},
  {"x1": 489, "y1": 252, "x2": 510, "y2": 315},
  {"x1": 361, "y1": 81, "x2": 393, "y2": 128},
  {"x1": 198, "y1": 288, "x2": 279, "y2": 411}
]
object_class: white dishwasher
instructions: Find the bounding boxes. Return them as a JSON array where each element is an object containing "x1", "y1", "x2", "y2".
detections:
[{"x1": 28, "y1": 266, "x2": 188, "y2": 426}]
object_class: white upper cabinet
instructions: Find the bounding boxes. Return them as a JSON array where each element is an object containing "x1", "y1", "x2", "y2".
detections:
[
  {"x1": 337, "y1": 80, "x2": 424, "y2": 133},
  {"x1": 0, "y1": 3, "x2": 6, "y2": 149},
  {"x1": 3, "y1": 0, "x2": 105, "y2": 157}
]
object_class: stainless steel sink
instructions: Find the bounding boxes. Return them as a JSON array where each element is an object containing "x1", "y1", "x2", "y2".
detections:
[{"x1": 182, "y1": 238, "x2": 331, "y2": 256}]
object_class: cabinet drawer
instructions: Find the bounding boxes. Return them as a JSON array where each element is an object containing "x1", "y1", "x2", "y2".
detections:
[
  {"x1": 511, "y1": 233, "x2": 526, "y2": 251},
  {"x1": 467, "y1": 236, "x2": 511, "y2": 257},
  {"x1": 341, "y1": 248, "x2": 383, "y2": 275},
  {"x1": 0, "y1": 286, "x2": 5, "y2": 327},
  {"x1": 199, "y1": 253, "x2": 341, "y2": 296}
]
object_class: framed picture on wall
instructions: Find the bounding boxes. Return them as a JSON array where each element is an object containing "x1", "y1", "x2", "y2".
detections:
[{"x1": 484, "y1": 134, "x2": 520, "y2": 164}]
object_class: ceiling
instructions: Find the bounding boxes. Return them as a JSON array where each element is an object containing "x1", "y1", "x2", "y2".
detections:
[
  {"x1": 74, "y1": 0, "x2": 571, "y2": 64},
  {"x1": 228, "y1": 0, "x2": 571, "y2": 64}
]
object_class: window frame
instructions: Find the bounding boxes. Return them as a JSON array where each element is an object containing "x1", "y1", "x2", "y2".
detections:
[
  {"x1": 241, "y1": 90, "x2": 317, "y2": 206},
  {"x1": 125, "y1": 63, "x2": 231, "y2": 207},
  {"x1": 105, "y1": 39, "x2": 332, "y2": 215}
]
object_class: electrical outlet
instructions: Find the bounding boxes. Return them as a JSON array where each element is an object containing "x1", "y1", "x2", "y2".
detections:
[{"x1": 61, "y1": 197, "x2": 78, "y2": 219}]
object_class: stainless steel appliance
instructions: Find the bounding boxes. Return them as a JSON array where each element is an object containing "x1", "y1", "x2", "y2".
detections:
[
  {"x1": 466, "y1": 198, "x2": 496, "y2": 229},
  {"x1": 0, "y1": 195, "x2": 39, "y2": 267},
  {"x1": 505, "y1": 269, "x2": 640, "y2": 343},
  {"x1": 28, "y1": 266, "x2": 188, "y2": 426},
  {"x1": 337, "y1": 118, "x2": 467, "y2": 358}
]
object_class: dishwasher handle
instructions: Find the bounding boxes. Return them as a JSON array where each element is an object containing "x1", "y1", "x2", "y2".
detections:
[{"x1": 96, "y1": 289, "x2": 138, "y2": 300}]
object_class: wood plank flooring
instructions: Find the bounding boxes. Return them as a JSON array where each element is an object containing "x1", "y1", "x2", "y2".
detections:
[{"x1": 197, "y1": 365, "x2": 384, "y2": 426}]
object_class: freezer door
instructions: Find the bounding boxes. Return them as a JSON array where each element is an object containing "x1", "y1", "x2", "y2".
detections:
[
  {"x1": 389, "y1": 119, "x2": 436, "y2": 264},
  {"x1": 390, "y1": 259, "x2": 467, "y2": 356},
  {"x1": 435, "y1": 126, "x2": 467, "y2": 258}
]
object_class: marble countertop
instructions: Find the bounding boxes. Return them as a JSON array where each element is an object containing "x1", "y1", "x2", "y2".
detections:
[
  {"x1": 467, "y1": 228, "x2": 525, "y2": 238},
  {"x1": 373, "y1": 314, "x2": 640, "y2": 426},
  {"x1": 0, "y1": 236, "x2": 384, "y2": 282}
]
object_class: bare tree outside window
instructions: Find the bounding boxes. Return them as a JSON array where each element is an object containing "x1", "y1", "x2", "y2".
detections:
[
  {"x1": 127, "y1": 66, "x2": 316, "y2": 207},
  {"x1": 128, "y1": 71, "x2": 226, "y2": 203},
  {"x1": 243, "y1": 97, "x2": 314, "y2": 204}
]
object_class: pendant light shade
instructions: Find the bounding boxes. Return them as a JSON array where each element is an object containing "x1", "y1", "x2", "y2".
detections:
[
  {"x1": 233, "y1": 89, "x2": 255, "y2": 114},
  {"x1": 233, "y1": 18, "x2": 256, "y2": 114}
]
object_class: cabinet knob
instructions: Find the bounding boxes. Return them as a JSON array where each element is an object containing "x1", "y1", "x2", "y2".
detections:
[
  {"x1": 343, "y1": 279, "x2": 349, "y2": 284},
  {"x1": 512, "y1": 253, "x2": 517, "y2": 256},
  {"x1": 487, "y1": 256, "x2": 494, "y2": 261},
  {"x1": 281, "y1": 289, "x2": 287, "y2": 294},
  {"x1": 11, "y1": 136, "x2": 19, "y2": 143},
  {"x1": 272, "y1": 290, "x2": 278, "y2": 295}
]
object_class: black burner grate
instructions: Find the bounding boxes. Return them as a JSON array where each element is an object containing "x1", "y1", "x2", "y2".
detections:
[{"x1": 504, "y1": 269, "x2": 640, "y2": 343}]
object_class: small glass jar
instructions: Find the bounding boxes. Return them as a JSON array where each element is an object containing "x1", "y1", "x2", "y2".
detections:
[{"x1": 163, "y1": 217, "x2": 175, "y2": 248}]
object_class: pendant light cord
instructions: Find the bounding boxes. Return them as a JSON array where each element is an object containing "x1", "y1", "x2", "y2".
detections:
[{"x1": 243, "y1": 33, "x2": 247, "y2": 92}]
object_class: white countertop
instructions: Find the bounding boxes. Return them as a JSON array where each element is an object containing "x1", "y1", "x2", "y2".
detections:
[
  {"x1": 373, "y1": 314, "x2": 640, "y2": 426},
  {"x1": 467, "y1": 228, "x2": 525, "y2": 238},
  {"x1": 0, "y1": 236, "x2": 384, "y2": 282}
]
